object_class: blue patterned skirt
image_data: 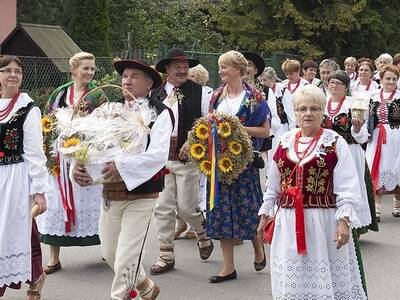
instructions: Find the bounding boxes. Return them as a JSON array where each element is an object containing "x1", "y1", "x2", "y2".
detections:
[{"x1": 206, "y1": 166, "x2": 263, "y2": 240}]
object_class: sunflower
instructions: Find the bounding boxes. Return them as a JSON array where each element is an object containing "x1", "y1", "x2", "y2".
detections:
[
  {"x1": 195, "y1": 123, "x2": 208, "y2": 140},
  {"x1": 190, "y1": 143, "x2": 206, "y2": 160},
  {"x1": 229, "y1": 141, "x2": 243, "y2": 156},
  {"x1": 218, "y1": 121, "x2": 231, "y2": 138},
  {"x1": 41, "y1": 115, "x2": 54, "y2": 133},
  {"x1": 49, "y1": 165, "x2": 60, "y2": 176},
  {"x1": 200, "y1": 160, "x2": 212, "y2": 176},
  {"x1": 62, "y1": 137, "x2": 81, "y2": 148},
  {"x1": 218, "y1": 157, "x2": 234, "y2": 173}
]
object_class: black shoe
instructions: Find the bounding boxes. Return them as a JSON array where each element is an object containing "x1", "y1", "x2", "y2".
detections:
[
  {"x1": 254, "y1": 247, "x2": 266, "y2": 272},
  {"x1": 208, "y1": 270, "x2": 237, "y2": 283}
]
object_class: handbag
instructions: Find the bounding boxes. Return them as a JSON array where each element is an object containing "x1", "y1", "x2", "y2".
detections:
[{"x1": 252, "y1": 151, "x2": 265, "y2": 169}]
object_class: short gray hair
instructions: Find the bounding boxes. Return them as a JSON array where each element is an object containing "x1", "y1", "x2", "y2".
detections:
[
  {"x1": 319, "y1": 59, "x2": 339, "y2": 71},
  {"x1": 293, "y1": 84, "x2": 326, "y2": 112},
  {"x1": 261, "y1": 67, "x2": 278, "y2": 81},
  {"x1": 378, "y1": 53, "x2": 393, "y2": 64}
]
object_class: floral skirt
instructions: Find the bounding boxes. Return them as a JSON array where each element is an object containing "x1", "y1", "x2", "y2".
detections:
[{"x1": 205, "y1": 166, "x2": 263, "y2": 240}]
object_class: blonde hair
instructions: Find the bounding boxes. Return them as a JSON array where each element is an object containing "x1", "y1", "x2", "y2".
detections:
[
  {"x1": 344, "y1": 56, "x2": 357, "y2": 66},
  {"x1": 293, "y1": 84, "x2": 326, "y2": 112},
  {"x1": 189, "y1": 64, "x2": 209, "y2": 86},
  {"x1": 69, "y1": 51, "x2": 95, "y2": 69},
  {"x1": 218, "y1": 50, "x2": 247, "y2": 76},
  {"x1": 282, "y1": 59, "x2": 301, "y2": 73}
]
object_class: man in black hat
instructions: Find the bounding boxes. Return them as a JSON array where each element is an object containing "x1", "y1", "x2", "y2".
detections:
[
  {"x1": 73, "y1": 59, "x2": 173, "y2": 300},
  {"x1": 149, "y1": 47, "x2": 213, "y2": 275}
]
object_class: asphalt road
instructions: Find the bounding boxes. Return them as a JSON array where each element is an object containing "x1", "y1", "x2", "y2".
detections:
[{"x1": 6, "y1": 196, "x2": 400, "y2": 300}]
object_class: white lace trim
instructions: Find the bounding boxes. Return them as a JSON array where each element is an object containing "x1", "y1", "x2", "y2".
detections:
[
  {"x1": 377, "y1": 170, "x2": 400, "y2": 191},
  {"x1": 280, "y1": 129, "x2": 339, "y2": 150},
  {"x1": 0, "y1": 251, "x2": 31, "y2": 286},
  {"x1": 335, "y1": 204, "x2": 361, "y2": 228},
  {"x1": 38, "y1": 208, "x2": 99, "y2": 237},
  {"x1": 271, "y1": 255, "x2": 366, "y2": 300}
]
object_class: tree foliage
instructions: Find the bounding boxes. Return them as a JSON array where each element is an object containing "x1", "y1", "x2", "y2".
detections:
[{"x1": 17, "y1": 0, "x2": 400, "y2": 60}]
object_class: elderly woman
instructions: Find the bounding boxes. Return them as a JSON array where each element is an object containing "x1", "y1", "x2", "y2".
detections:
[
  {"x1": 206, "y1": 50, "x2": 270, "y2": 282},
  {"x1": 344, "y1": 56, "x2": 358, "y2": 82},
  {"x1": 37, "y1": 52, "x2": 106, "y2": 274},
  {"x1": 373, "y1": 53, "x2": 393, "y2": 84},
  {"x1": 0, "y1": 56, "x2": 48, "y2": 299},
  {"x1": 318, "y1": 59, "x2": 340, "y2": 96},
  {"x1": 258, "y1": 84, "x2": 367, "y2": 299},
  {"x1": 351, "y1": 58, "x2": 379, "y2": 99},
  {"x1": 323, "y1": 70, "x2": 378, "y2": 237},
  {"x1": 366, "y1": 65, "x2": 400, "y2": 220}
]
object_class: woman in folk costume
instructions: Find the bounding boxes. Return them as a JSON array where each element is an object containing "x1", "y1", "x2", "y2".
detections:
[
  {"x1": 344, "y1": 56, "x2": 358, "y2": 83},
  {"x1": 206, "y1": 51, "x2": 271, "y2": 283},
  {"x1": 280, "y1": 59, "x2": 309, "y2": 95},
  {"x1": 0, "y1": 56, "x2": 48, "y2": 299},
  {"x1": 373, "y1": 53, "x2": 393, "y2": 84},
  {"x1": 366, "y1": 65, "x2": 400, "y2": 220},
  {"x1": 258, "y1": 84, "x2": 367, "y2": 299},
  {"x1": 318, "y1": 59, "x2": 340, "y2": 97},
  {"x1": 302, "y1": 59, "x2": 320, "y2": 85},
  {"x1": 37, "y1": 52, "x2": 107, "y2": 274},
  {"x1": 323, "y1": 70, "x2": 378, "y2": 240},
  {"x1": 350, "y1": 58, "x2": 379, "y2": 100}
]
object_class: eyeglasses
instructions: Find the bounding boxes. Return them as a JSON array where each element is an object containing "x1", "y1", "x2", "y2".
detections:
[
  {"x1": 296, "y1": 106, "x2": 322, "y2": 114},
  {"x1": 328, "y1": 80, "x2": 344, "y2": 86},
  {"x1": 0, "y1": 68, "x2": 23, "y2": 75}
]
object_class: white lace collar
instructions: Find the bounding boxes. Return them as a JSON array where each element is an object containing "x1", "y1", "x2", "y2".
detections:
[{"x1": 280, "y1": 128, "x2": 339, "y2": 150}]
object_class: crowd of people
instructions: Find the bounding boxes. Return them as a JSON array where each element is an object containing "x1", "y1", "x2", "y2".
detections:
[{"x1": 1, "y1": 48, "x2": 400, "y2": 299}]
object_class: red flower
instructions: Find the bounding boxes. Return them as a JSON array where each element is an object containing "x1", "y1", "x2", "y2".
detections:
[
  {"x1": 0, "y1": 152, "x2": 4, "y2": 158},
  {"x1": 339, "y1": 116, "x2": 348, "y2": 126},
  {"x1": 165, "y1": 168, "x2": 170, "y2": 175}
]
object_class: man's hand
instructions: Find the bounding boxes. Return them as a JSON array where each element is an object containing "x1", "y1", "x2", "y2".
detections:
[
  {"x1": 102, "y1": 162, "x2": 123, "y2": 183},
  {"x1": 178, "y1": 142, "x2": 189, "y2": 161},
  {"x1": 33, "y1": 193, "x2": 47, "y2": 215},
  {"x1": 73, "y1": 164, "x2": 93, "y2": 186}
]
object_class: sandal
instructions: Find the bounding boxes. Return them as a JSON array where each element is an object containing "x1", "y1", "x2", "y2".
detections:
[
  {"x1": 198, "y1": 239, "x2": 214, "y2": 260},
  {"x1": 392, "y1": 198, "x2": 400, "y2": 217},
  {"x1": 150, "y1": 249, "x2": 175, "y2": 275},
  {"x1": 174, "y1": 220, "x2": 187, "y2": 240},
  {"x1": 43, "y1": 261, "x2": 61, "y2": 274},
  {"x1": 137, "y1": 277, "x2": 160, "y2": 300},
  {"x1": 26, "y1": 272, "x2": 46, "y2": 300}
]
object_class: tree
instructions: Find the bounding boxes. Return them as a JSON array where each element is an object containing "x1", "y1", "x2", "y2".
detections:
[{"x1": 69, "y1": 0, "x2": 111, "y2": 56}]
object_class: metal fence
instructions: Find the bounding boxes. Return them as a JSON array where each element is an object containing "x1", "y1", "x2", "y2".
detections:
[{"x1": 18, "y1": 51, "x2": 298, "y2": 111}]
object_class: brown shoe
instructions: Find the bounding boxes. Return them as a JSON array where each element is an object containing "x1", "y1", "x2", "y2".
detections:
[
  {"x1": 150, "y1": 251, "x2": 175, "y2": 275},
  {"x1": 26, "y1": 272, "x2": 46, "y2": 300},
  {"x1": 198, "y1": 239, "x2": 214, "y2": 260},
  {"x1": 182, "y1": 230, "x2": 196, "y2": 240},
  {"x1": 137, "y1": 277, "x2": 160, "y2": 300},
  {"x1": 174, "y1": 221, "x2": 187, "y2": 240},
  {"x1": 43, "y1": 261, "x2": 61, "y2": 274}
]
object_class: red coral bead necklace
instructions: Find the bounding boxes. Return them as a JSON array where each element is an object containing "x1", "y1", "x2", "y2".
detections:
[
  {"x1": 0, "y1": 91, "x2": 20, "y2": 121},
  {"x1": 327, "y1": 95, "x2": 346, "y2": 117}
]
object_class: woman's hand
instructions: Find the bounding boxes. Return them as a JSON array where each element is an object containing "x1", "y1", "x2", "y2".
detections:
[
  {"x1": 179, "y1": 141, "x2": 189, "y2": 161},
  {"x1": 257, "y1": 214, "x2": 270, "y2": 241},
  {"x1": 33, "y1": 193, "x2": 47, "y2": 215},
  {"x1": 351, "y1": 118, "x2": 364, "y2": 133},
  {"x1": 335, "y1": 218, "x2": 350, "y2": 249},
  {"x1": 73, "y1": 164, "x2": 93, "y2": 186}
]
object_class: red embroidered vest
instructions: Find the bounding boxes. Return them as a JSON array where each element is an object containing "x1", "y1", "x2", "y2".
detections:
[{"x1": 273, "y1": 141, "x2": 338, "y2": 208}]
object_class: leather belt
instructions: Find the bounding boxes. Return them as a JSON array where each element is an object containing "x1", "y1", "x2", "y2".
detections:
[
  {"x1": 168, "y1": 137, "x2": 179, "y2": 161},
  {"x1": 102, "y1": 182, "x2": 159, "y2": 201}
]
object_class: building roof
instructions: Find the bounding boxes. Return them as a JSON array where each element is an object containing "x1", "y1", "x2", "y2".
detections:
[{"x1": 2, "y1": 23, "x2": 81, "y2": 72}]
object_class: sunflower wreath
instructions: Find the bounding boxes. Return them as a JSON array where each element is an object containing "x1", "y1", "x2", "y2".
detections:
[{"x1": 187, "y1": 112, "x2": 253, "y2": 184}]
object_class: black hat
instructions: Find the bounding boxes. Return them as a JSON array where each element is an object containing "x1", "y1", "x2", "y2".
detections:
[
  {"x1": 328, "y1": 70, "x2": 350, "y2": 89},
  {"x1": 155, "y1": 47, "x2": 199, "y2": 74},
  {"x1": 241, "y1": 51, "x2": 265, "y2": 77},
  {"x1": 113, "y1": 59, "x2": 162, "y2": 89}
]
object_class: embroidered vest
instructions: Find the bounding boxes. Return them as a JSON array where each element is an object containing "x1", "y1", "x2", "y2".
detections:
[
  {"x1": 151, "y1": 80, "x2": 202, "y2": 151},
  {"x1": 273, "y1": 142, "x2": 338, "y2": 208},
  {"x1": 368, "y1": 98, "x2": 400, "y2": 132},
  {"x1": 0, "y1": 102, "x2": 36, "y2": 165},
  {"x1": 322, "y1": 112, "x2": 357, "y2": 144},
  {"x1": 103, "y1": 98, "x2": 174, "y2": 196}
]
